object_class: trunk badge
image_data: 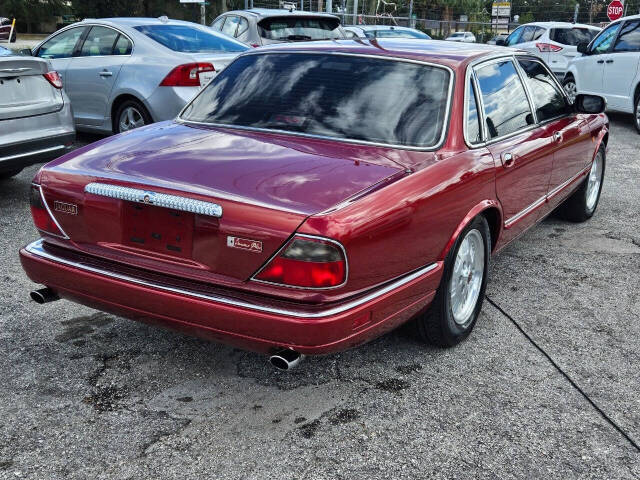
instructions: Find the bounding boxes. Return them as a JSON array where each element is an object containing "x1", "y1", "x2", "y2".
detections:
[
  {"x1": 54, "y1": 201, "x2": 78, "y2": 215},
  {"x1": 227, "y1": 236, "x2": 263, "y2": 253}
]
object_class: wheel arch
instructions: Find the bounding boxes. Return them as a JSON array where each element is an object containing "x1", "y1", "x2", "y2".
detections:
[
  {"x1": 439, "y1": 200, "x2": 503, "y2": 260},
  {"x1": 110, "y1": 93, "x2": 154, "y2": 133}
]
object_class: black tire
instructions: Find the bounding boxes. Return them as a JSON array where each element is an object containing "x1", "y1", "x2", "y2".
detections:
[
  {"x1": 634, "y1": 94, "x2": 640, "y2": 134},
  {"x1": 0, "y1": 169, "x2": 22, "y2": 180},
  {"x1": 413, "y1": 215, "x2": 491, "y2": 347},
  {"x1": 562, "y1": 75, "x2": 577, "y2": 104},
  {"x1": 559, "y1": 145, "x2": 605, "y2": 222},
  {"x1": 113, "y1": 99, "x2": 152, "y2": 134}
]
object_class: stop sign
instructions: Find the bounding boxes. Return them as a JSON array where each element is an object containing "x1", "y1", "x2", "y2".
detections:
[{"x1": 607, "y1": 0, "x2": 624, "y2": 21}]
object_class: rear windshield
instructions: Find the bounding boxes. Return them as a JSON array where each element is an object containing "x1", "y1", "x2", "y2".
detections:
[
  {"x1": 550, "y1": 27, "x2": 598, "y2": 46},
  {"x1": 133, "y1": 24, "x2": 248, "y2": 53},
  {"x1": 365, "y1": 29, "x2": 430, "y2": 39},
  {"x1": 258, "y1": 17, "x2": 344, "y2": 41},
  {"x1": 181, "y1": 53, "x2": 450, "y2": 148}
]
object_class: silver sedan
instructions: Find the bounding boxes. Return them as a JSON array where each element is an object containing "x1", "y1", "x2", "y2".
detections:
[
  {"x1": 1, "y1": 46, "x2": 75, "y2": 179},
  {"x1": 31, "y1": 17, "x2": 248, "y2": 135}
]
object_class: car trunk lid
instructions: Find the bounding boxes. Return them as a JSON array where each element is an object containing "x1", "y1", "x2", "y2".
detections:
[{"x1": 0, "y1": 57, "x2": 64, "y2": 120}]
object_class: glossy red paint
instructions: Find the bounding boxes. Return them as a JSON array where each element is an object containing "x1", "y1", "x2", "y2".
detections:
[{"x1": 20, "y1": 40, "x2": 610, "y2": 355}]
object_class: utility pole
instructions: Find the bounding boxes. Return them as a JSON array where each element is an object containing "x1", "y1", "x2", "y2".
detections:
[
  {"x1": 353, "y1": 0, "x2": 359, "y2": 24},
  {"x1": 409, "y1": 0, "x2": 413, "y2": 27},
  {"x1": 201, "y1": 2, "x2": 206, "y2": 24},
  {"x1": 326, "y1": 0, "x2": 332, "y2": 13},
  {"x1": 573, "y1": 2, "x2": 579, "y2": 22}
]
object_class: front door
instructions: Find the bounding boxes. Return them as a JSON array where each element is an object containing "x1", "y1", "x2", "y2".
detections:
[
  {"x1": 573, "y1": 21, "x2": 622, "y2": 95},
  {"x1": 35, "y1": 26, "x2": 87, "y2": 86},
  {"x1": 65, "y1": 26, "x2": 128, "y2": 127},
  {"x1": 601, "y1": 20, "x2": 640, "y2": 112},
  {"x1": 474, "y1": 58, "x2": 555, "y2": 244}
]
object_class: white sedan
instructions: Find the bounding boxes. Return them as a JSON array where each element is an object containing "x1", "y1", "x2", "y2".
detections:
[{"x1": 445, "y1": 32, "x2": 476, "y2": 43}]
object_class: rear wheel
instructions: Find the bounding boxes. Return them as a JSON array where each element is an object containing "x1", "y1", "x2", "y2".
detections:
[
  {"x1": 0, "y1": 169, "x2": 22, "y2": 180},
  {"x1": 413, "y1": 215, "x2": 490, "y2": 347},
  {"x1": 563, "y1": 75, "x2": 577, "y2": 104},
  {"x1": 114, "y1": 99, "x2": 152, "y2": 134},
  {"x1": 559, "y1": 145, "x2": 605, "y2": 222}
]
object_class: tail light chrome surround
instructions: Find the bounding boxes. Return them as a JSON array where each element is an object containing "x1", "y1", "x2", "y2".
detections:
[
  {"x1": 30, "y1": 184, "x2": 70, "y2": 239},
  {"x1": 84, "y1": 182, "x2": 223, "y2": 218}
]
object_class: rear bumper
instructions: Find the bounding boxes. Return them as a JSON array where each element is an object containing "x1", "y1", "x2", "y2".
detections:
[
  {"x1": 20, "y1": 239, "x2": 442, "y2": 355},
  {"x1": 145, "y1": 86, "x2": 201, "y2": 122}
]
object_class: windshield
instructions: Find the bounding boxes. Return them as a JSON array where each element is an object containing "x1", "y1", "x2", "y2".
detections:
[
  {"x1": 181, "y1": 53, "x2": 450, "y2": 148},
  {"x1": 258, "y1": 17, "x2": 344, "y2": 41},
  {"x1": 365, "y1": 29, "x2": 430, "y2": 39},
  {"x1": 134, "y1": 24, "x2": 248, "y2": 53},
  {"x1": 450, "y1": 32, "x2": 465, "y2": 37}
]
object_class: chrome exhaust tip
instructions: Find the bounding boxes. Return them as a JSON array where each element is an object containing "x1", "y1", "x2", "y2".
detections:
[
  {"x1": 269, "y1": 349, "x2": 305, "y2": 371},
  {"x1": 30, "y1": 287, "x2": 59, "y2": 304}
]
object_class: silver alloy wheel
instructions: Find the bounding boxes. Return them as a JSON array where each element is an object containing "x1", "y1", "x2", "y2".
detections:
[
  {"x1": 119, "y1": 106, "x2": 145, "y2": 132},
  {"x1": 586, "y1": 151, "x2": 603, "y2": 212},
  {"x1": 564, "y1": 80, "x2": 577, "y2": 104},
  {"x1": 449, "y1": 229, "x2": 485, "y2": 326},
  {"x1": 635, "y1": 99, "x2": 640, "y2": 130}
]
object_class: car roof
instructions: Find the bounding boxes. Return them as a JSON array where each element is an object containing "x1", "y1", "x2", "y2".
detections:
[
  {"x1": 519, "y1": 21, "x2": 601, "y2": 29},
  {"x1": 254, "y1": 38, "x2": 516, "y2": 70},
  {"x1": 80, "y1": 17, "x2": 203, "y2": 27},
  {"x1": 347, "y1": 25, "x2": 418, "y2": 31},
  {"x1": 224, "y1": 8, "x2": 340, "y2": 19}
]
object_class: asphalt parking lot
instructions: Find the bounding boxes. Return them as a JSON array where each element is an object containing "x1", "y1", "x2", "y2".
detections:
[{"x1": 1, "y1": 114, "x2": 639, "y2": 479}]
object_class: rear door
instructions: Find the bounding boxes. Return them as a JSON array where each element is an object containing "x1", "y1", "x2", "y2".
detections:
[
  {"x1": 35, "y1": 26, "x2": 87, "y2": 84},
  {"x1": 65, "y1": 26, "x2": 130, "y2": 126},
  {"x1": 474, "y1": 58, "x2": 555, "y2": 242},
  {"x1": 602, "y1": 19, "x2": 640, "y2": 111}
]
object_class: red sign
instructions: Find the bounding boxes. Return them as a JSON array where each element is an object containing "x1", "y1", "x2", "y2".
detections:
[{"x1": 607, "y1": 0, "x2": 624, "y2": 21}]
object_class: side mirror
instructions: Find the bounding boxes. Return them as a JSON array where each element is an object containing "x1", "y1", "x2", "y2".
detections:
[
  {"x1": 495, "y1": 38, "x2": 506, "y2": 46},
  {"x1": 575, "y1": 94, "x2": 606, "y2": 114},
  {"x1": 19, "y1": 48, "x2": 33, "y2": 56},
  {"x1": 576, "y1": 42, "x2": 589, "y2": 54}
]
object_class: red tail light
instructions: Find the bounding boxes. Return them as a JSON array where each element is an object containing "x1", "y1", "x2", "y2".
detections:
[
  {"x1": 43, "y1": 71, "x2": 63, "y2": 89},
  {"x1": 250, "y1": 43, "x2": 260, "y2": 48},
  {"x1": 536, "y1": 43, "x2": 563, "y2": 52},
  {"x1": 30, "y1": 184, "x2": 65, "y2": 238},
  {"x1": 159, "y1": 63, "x2": 214, "y2": 87},
  {"x1": 254, "y1": 236, "x2": 347, "y2": 289}
]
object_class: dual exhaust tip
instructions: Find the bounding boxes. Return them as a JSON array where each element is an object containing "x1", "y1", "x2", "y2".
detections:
[{"x1": 31, "y1": 287, "x2": 304, "y2": 371}]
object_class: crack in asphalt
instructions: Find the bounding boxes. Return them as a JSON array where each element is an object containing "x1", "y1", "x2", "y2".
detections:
[{"x1": 485, "y1": 296, "x2": 640, "y2": 454}]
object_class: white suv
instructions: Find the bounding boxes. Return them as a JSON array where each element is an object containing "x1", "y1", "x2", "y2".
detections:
[
  {"x1": 500, "y1": 22, "x2": 601, "y2": 79},
  {"x1": 563, "y1": 15, "x2": 640, "y2": 133},
  {"x1": 445, "y1": 32, "x2": 476, "y2": 43}
]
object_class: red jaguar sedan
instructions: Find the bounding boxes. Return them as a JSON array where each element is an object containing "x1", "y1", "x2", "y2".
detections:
[{"x1": 20, "y1": 40, "x2": 608, "y2": 369}]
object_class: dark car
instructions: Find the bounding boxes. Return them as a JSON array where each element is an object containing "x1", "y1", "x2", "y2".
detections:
[
  {"x1": 210, "y1": 8, "x2": 347, "y2": 47},
  {"x1": 0, "y1": 17, "x2": 16, "y2": 42}
]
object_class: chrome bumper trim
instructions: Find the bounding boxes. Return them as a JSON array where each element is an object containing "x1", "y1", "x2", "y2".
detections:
[
  {"x1": 84, "y1": 182, "x2": 223, "y2": 218},
  {"x1": 24, "y1": 239, "x2": 438, "y2": 319},
  {"x1": 0, "y1": 144, "x2": 64, "y2": 163}
]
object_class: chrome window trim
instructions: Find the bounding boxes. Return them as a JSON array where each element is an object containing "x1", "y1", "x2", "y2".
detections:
[
  {"x1": 84, "y1": 182, "x2": 223, "y2": 218},
  {"x1": 35, "y1": 183, "x2": 70, "y2": 239},
  {"x1": 512, "y1": 55, "x2": 539, "y2": 125},
  {"x1": 35, "y1": 23, "x2": 135, "y2": 58},
  {"x1": 250, "y1": 234, "x2": 349, "y2": 291},
  {"x1": 463, "y1": 68, "x2": 486, "y2": 148},
  {"x1": 34, "y1": 25, "x2": 88, "y2": 58},
  {"x1": 24, "y1": 239, "x2": 438, "y2": 319},
  {"x1": 77, "y1": 24, "x2": 134, "y2": 58},
  {"x1": 177, "y1": 50, "x2": 455, "y2": 152}
]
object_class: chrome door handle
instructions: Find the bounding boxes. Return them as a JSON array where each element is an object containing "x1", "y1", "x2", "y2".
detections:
[
  {"x1": 553, "y1": 131, "x2": 562, "y2": 142},
  {"x1": 502, "y1": 152, "x2": 515, "y2": 168},
  {"x1": 99, "y1": 71, "x2": 113, "y2": 77}
]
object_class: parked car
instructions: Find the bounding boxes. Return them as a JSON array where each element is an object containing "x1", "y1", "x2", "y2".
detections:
[
  {"x1": 30, "y1": 17, "x2": 248, "y2": 135},
  {"x1": 563, "y1": 14, "x2": 640, "y2": 133},
  {"x1": 210, "y1": 8, "x2": 347, "y2": 47},
  {"x1": 0, "y1": 17, "x2": 16, "y2": 42},
  {"x1": 487, "y1": 33, "x2": 508, "y2": 45},
  {"x1": 445, "y1": 31, "x2": 475, "y2": 43},
  {"x1": 0, "y1": 51, "x2": 74, "y2": 179},
  {"x1": 499, "y1": 22, "x2": 601, "y2": 80},
  {"x1": 20, "y1": 40, "x2": 608, "y2": 368},
  {"x1": 343, "y1": 25, "x2": 430, "y2": 40}
]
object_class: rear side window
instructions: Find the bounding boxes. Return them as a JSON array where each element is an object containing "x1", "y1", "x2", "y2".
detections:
[
  {"x1": 519, "y1": 26, "x2": 537, "y2": 43},
  {"x1": 37, "y1": 27, "x2": 85, "y2": 59},
  {"x1": 614, "y1": 20, "x2": 640, "y2": 52},
  {"x1": 550, "y1": 27, "x2": 598, "y2": 46},
  {"x1": 237, "y1": 18, "x2": 249, "y2": 38},
  {"x1": 211, "y1": 17, "x2": 225, "y2": 31},
  {"x1": 475, "y1": 60, "x2": 533, "y2": 139},
  {"x1": 466, "y1": 80, "x2": 482, "y2": 144},
  {"x1": 518, "y1": 59, "x2": 567, "y2": 122},
  {"x1": 182, "y1": 53, "x2": 451, "y2": 148},
  {"x1": 114, "y1": 35, "x2": 132, "y2": 55},
  {"x1": 258, "y1": 17, "x2": 343, "y2": 41},
  {"x1": 134, "y1": 24, "x2": 247, "y2": 53},
  {"x1": 80, "y1": 26, "x2": 119, "y2": 57},
  {"x1": 222, "y1": 16, "x2": 240, "y2": 37}
]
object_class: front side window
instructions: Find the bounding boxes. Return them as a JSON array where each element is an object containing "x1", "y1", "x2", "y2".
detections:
[
  {"x1": 181, "y1": 53, "x2": 451, "y2": 148},
  {"x1": 37, "y1": 27, "x2": 85, "y2": 59},
  {"x1": 80, "y1": 26, "x2": 119, "y2": 57},
  {"x1": 475, "y1": 60, "x2": 534, "y2": 139},
  {"x1": 590, "y1": 22, "x2": 621, "y2": 54},
  {"x1": 366, "y1": 29, "x2": 429, "y2": 39},
  {"x1": 613, "y1": 20, "x2": 640, "y2": 52},
  {"x1": 134, "y1": 24, "x2": 247, "y2": 53},
  {"x1": 211, "y1": 17, "x2": 225, "y2": 31},
  {"x1": 466, "y1": 80, "x2": 482, "y2": 144},
  {"x1": 505, "y1": 26, "x2": 524, "y2": 46},
  {"x1": 258, "y1": 17, "x2": 344, "y2": 41},
  {"x1": 518, "y1": 59, "x2": 567, "y2": 122}
]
